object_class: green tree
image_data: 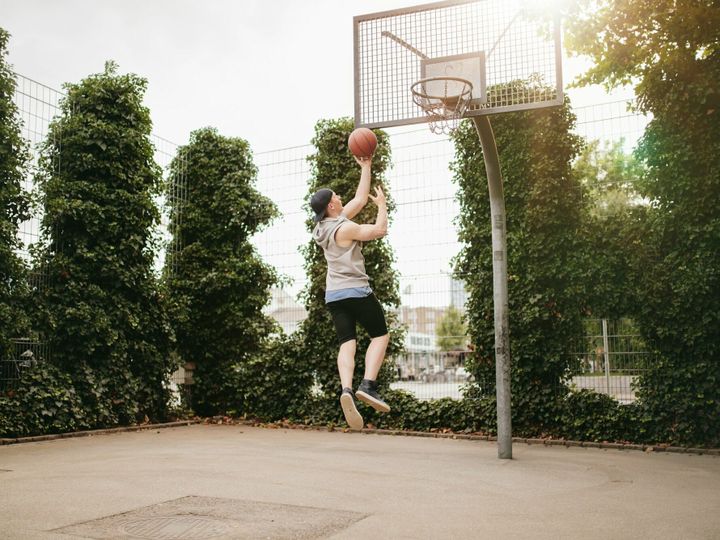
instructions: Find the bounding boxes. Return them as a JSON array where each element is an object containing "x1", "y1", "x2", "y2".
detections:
[
  {"x1": 564, "y1": 0, "x2": 718, "y2": 122},
  {"x1": 0, "y1": 28, "x2": 31, "y2": 359},
  {"x1": 435, "y1": 306, "x2": 467, "y2": 352},
  {"x1": 299, "y1": 118, "x2": 404, "y2": 411},
  {"x1": 451, "y1": 95, "x2": 585, "y2": 435},
  {"x1": 33, "y1": 62, "x2": 172, "y2": 427},
  {"x1": 573, "y1": 139, "x2": 645, "y2": 318},
  {"x1": 566, "y1": 0, "x2": 720, "y2": 446},
  {"x1": 163, "y1": 127, "x2": 279, "y2": 416},
  {"x1": 574, "y1": 139, "x2": 644, "y2": 218}
]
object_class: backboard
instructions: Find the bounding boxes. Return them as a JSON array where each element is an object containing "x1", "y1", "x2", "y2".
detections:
[{"x1": 354, "y1": 0, "x2": 562, "y2": 129}]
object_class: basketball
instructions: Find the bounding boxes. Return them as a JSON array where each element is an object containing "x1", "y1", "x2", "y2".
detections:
[{"x1": 348, "y1": 128, "x2": 377, "y2": 158}]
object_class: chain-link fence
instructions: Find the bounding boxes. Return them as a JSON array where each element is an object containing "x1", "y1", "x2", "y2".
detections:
[
  {"x1": 568, "y1": 319, "x2": 651, "y2": 403},
  {"x1": 8, "y1": 71, "x2": 652, "y2": 403},
  {"x1": 3, "y1": 75, "x2": 64, "y2": 389},
  {"x1": 4, "y1": 74, "x2": 188, "y2": 390},
  {"x1": 254, "y1": 99, "x2": 652, "y2": 402}
]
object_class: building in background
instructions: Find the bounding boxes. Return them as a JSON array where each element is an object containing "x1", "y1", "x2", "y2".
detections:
[{"x1": 264, "y1": 288, "x2": 307, "y2": 335}]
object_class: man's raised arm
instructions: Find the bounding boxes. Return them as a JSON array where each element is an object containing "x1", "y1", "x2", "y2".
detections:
[
  {"x1": 336, "y1": 186, "x2": 387, "y2": 244},
  {"x1": 341, "y1": 156, "x2": 372, "y2": 220}
]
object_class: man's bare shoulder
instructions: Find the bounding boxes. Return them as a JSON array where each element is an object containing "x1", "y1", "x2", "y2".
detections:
[{"x1": 335, "y1": 219, "x2": 360, "y2": 242}]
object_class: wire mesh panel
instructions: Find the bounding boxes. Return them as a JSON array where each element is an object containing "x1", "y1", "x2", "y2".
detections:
[
  {"x1": 252, "y1": 99, "x2": 652, "y2": 402},
  {"x1": 380, "y1": 128, "x2": 468, "y2": 399},
  {"x1": 7, "y1": 74, "x2": 186, "y2": 390},
  {"x1": 574, "y1": 99, "x2": 652, "y2": 150},
  {"x1": 4, "y1": 75, "x2": 64, "y2": 382},
  {"x1": 251, "y1": 128, "x2": 471, "y2": 401},
  {"x1": 254, "y1": 145, "x2": 313, "y2": 335},
  {"x1": 0, "y1": 339, "x2": 50, "y2": 392},
  {"x1": 354, "y1": 0, "x2": 562, "y2": 128},
  {"x1": 155, "y1": 135, "x2": 188, "y2": 278},
  {"x1": 12, "y1": 74, "x2": 63, "y2": 261},
  {"x1": 568, "y1": 319, "x2": 652, "y2": 403}
]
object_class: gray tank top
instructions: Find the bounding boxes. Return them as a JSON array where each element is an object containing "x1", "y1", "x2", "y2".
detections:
[{"x1": 312, "y1": 215, "x2": 370, "y2": 291}]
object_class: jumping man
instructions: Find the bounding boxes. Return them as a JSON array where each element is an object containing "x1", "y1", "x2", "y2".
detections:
[{"x1": 310, "y1": 156, "x2": 391, "y2": 430}]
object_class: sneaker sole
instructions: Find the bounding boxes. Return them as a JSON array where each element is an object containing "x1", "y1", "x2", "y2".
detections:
[
  {"x1": 355, "y1": 390, "x2": 391, "y2": 413},
  {"x1": 340, "y1": 393, "x2": 364, "y2": 430}
]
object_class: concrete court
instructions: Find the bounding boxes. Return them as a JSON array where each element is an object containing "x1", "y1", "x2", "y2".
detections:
[{"x1": 1, "y1": 424, "x2": 719, "y2": 539}]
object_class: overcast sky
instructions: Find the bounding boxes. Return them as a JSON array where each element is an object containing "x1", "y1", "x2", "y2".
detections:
[
  {"x1": 0, "y1": 0, "x2": 625, "y2": 152},
  {"x1": 2, "y1": 0, "x2": 417, "y2": 151}
]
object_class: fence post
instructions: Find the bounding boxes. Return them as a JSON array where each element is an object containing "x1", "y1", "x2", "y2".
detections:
[{"x1": 602, "y1": 319, "x2": 611, "y2": 394}]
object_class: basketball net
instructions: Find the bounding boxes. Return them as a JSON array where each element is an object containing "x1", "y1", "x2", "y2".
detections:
[{"x1": 411, "y1": 77, "x2": 473, "y2": 135}]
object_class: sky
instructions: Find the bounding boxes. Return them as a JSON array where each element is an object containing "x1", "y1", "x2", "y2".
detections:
[{"x1": 0, "y1": 0, "x2": 628, "y2": 152}]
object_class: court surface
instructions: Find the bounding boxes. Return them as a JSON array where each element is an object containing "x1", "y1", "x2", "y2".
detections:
[{"x1": 1, "y1": 423, "x2": 718, "y2": 539}]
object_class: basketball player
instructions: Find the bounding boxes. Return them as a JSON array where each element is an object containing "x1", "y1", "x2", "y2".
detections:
[{"x1": 310, "y1": 156, "x2": 390, "y2": 430}]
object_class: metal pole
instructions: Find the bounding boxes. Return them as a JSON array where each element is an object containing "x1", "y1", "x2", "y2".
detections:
[
  {"x1": 602, "y1": 319, "x2": 611, "y2": 394},
  {"x1": 472, "y1": 116, "x2": 512, "y2": 459}
]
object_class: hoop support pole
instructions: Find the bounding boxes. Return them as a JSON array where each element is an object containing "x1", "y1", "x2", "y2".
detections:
[{"x1": 472, "y1": 115, "x2": 512, "y2": 460}]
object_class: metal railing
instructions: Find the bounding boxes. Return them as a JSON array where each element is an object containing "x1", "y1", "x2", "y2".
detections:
[{"x1": 568, "y1": 318, "x2": 652, "y2": 403}]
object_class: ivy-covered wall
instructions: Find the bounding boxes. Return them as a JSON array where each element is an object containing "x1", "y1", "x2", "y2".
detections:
[
  {"x1": 566, "y1": 0, "x2": 720, "y2": 446},
  {"x1": 630, "y1": 93, "x2": 720, "y2": 446},
  {"x1": 451, "y1": 98, "x2": 587, "y2": 436},
  {"x1": 30, "y1": 62, "x2": 173, "y2": 428},
  {"x1": 0, "y1": 28, "x2": 31, "y2": 359},
  {"x1": 163, "y1": 127, "x2": 279, "y2": 416}
]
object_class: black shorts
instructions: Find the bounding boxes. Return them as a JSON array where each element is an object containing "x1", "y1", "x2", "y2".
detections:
[{"x1": 327, "y1": 293, "x2": 388, "y2": 345}]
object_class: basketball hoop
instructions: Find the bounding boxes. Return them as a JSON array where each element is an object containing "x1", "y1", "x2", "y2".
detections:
[{"x1": 411, "y1": 76, "x2": 473, "y2": 135}]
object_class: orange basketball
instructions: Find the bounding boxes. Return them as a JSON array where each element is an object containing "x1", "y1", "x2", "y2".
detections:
[{"x1": 348, "y1": 128, "x2": 378, "y2": 158}]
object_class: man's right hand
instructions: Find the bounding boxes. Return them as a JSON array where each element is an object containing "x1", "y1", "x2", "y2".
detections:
[
  {"x1": 337, "y1": 185, "x2": 388, "y2": 245},
  {"x1": 342, "y1": 156, "x2": 373, "y2": 220},
  {"x1": 369, "y1": 185, "x2": 386, "y2": 207},
  {"x1": 353, "y1": 155, "x2": 372, "y2": 168}
]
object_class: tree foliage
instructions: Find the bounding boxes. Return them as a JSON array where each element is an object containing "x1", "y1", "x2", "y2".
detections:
[
  {"x1": 567, "y1": 0, "x2": 720, "y2": 446},
  {"x1": 573, "y1": 140, "x2": 645, "y2": 319},
  {"x1": 564, "y1": 0, "x2": 719, "y2": 121},
  {"x1": 435, "y1": 306, "x2": 467, "y2": 352},
  {"x1": 574, "y1": 139, "x2": 643, "y2": 218},
  {"x1": 0, "y1": 28, "x2": 31, "y2": 359},
  {"x1": 163, "y1": 127, "x2": 279, "y2": 416},
  {"x1": 33, "y1": 62, "x2": 172, "y2": 427},
  {"x1": 451, "y1": 96, "x2": 586, "y2": 435}
]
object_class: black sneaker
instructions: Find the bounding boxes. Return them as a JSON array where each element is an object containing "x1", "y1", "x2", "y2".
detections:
[
  {"x1": 340, "y1": 388, "x2": 364, "y2": 430},
  {"x1": 355, "y1": 379, "x2": 391, "y2": 413}
]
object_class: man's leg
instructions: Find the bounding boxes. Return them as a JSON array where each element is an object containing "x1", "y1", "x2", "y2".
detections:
[
  {"x1": 356, "y1": 335, "x2": 391, "y2": 412},
  {"x1": 337, "y1": 339, "x2": 363, "y2": 430},
  {"x1": 354, "y1": 294, "x2": 392, "y2": 413},
  {"x1": 363, "y1": 333, "x2": 389, "y2": 381},
  {"x1": 337, "y1": 339, "x2": 357, "y2": 389},
  {"x1": 328, "y1": 294, "x2": 363, "y2": 430}
]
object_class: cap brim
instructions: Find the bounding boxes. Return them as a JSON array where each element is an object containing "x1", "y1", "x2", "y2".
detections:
[{"x1": 313, "y1": 211, "x2": 325, "y2": 223}]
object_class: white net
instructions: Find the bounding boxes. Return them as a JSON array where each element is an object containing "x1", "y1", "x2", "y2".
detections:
[{"x1": 411, "y1": 77, "x2": 473, "y2": 135}]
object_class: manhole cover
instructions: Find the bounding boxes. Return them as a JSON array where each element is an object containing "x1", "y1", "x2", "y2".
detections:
[
  {"x1": 52, "y1": 496, "x2": 366, "y2": 538},
  {"x1": 121, "y1": 515, "x2": 232, "y2": 539}
]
